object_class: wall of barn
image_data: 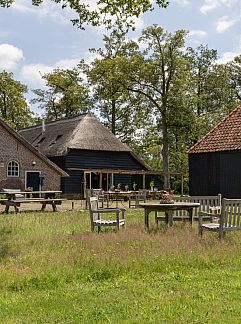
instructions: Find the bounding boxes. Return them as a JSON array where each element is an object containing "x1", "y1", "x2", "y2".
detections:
[
  {"x1": 53, "y1": 149, "x2": 158, "y2": 195},
  {"x1": 0, "y1": 124, "x2": 62, "y2": 191},
  {"x1": 189, "y1": 150, "x2": 241, "y2": 198}
]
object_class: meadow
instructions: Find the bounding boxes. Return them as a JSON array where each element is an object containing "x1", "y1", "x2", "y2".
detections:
[{"x1": 0, "y1": 207, "x2": 240, "y2": 323}]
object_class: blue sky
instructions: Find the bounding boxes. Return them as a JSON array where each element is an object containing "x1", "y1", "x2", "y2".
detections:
[{"x1": 0, "y1": 0, "x2": 241, "y2": 113}]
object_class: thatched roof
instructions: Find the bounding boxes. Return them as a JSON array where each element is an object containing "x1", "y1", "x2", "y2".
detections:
[
  {"x1": 0, "y1": 119, "x2": 68, "y2": 177},
  {"x1": 188, "y1": 104, "x2": 241, "y2": 154},
  {"x1": 19, "y1": 113, "x2": 151, "y2": 170}
]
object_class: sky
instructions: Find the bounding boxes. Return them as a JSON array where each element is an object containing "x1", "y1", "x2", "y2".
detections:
[{"x1": 0, "y1": 0, "x2": 241, "y2": 114}]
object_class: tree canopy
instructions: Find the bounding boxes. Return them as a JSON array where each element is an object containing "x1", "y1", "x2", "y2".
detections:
[
  {"x1": 0, "y1": 0, "x2": 169, "y2": 30},
  {"x1": 0, "y1": 71, "x2": 34, "y2": 129}
]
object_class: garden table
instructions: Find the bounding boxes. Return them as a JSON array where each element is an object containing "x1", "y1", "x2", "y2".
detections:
[{"x1": 139, "y1": 202, "x2": 200, "y2": 229}]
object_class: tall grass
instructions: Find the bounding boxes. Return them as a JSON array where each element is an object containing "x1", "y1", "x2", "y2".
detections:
[{"x1": 0, "y1": 208, "x2": 240, "y2": 323}]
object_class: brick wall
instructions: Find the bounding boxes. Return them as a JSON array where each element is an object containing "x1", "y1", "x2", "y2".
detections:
[{"x1": 0, "y1": 124, "x2": 62, "y2": 191}]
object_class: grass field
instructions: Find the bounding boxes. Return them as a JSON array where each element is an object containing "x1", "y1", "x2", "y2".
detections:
[{"x1": 0, "y1": 207, "x2": 240, "y2": 323}]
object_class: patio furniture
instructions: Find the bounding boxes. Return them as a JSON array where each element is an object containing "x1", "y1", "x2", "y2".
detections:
[
  {"x1": 199, "y1": 198, "x2": 241, "y2": 239},
  {"x1": 155, "y1": 194, "x2": 222, "y2": 224},
  {"x1": 140, "y1": 202, "x2": 200, "y2": 229},
  {"x1": 89, "y1": 197, "x2": 126, "y2": 232},
  {"x1": 129, "y1": 189, "x2": 147, "y2": 208}
]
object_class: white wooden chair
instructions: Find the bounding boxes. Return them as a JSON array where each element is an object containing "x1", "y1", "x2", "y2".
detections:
[
  {"x1": 199, "y1": 198, "x2": 241, "y2": 239},
  {"x1": 89, "y1": 197, "x2": 126, "y2": 232}
]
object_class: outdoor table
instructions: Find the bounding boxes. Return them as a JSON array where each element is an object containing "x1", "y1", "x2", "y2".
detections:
[
  {"x1": 105, "y1": 191, "x2": 136, "y2": 207},
  {"x1": 0, "y1": 190, "x2": 63, "y2": 213},
  {"x1": 139, "y1": 202, "x2": 200, "y2": 229}
]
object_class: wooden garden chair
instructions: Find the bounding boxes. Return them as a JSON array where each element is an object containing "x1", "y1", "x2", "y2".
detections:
[
  {"x1": 89, "y1": 196, "x2": 126, "y2": 232},
  {"x1": 199, "y1": 198, "x2": 241, "y2": 239}
]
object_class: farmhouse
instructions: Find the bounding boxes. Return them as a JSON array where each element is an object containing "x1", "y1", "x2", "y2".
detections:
[
  {"x1": 19, "y1": 112, "x2": 157, "y2": 197},
  {"x1": 0, "y1": 118, "x2": 68, "y2": 191},
  {"x1": 188, "y1": 104, "x2": 241, "y2": 198}
]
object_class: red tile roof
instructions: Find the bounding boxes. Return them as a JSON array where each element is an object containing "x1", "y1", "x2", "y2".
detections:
[{"x1": 188, "y1": 104, "x2": 241, "y2": 154}]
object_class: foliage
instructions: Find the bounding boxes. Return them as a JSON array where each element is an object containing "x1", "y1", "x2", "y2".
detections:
[
  {"x1": 0, "y1": 71, "x2": 35, "y2": 129},
  {"x1": 0, "y1": 0, "x2": 169, "y2": 30},
  {"x1": 31, "y1": 68, "x2": 91, "y2": 120},
  {"x1": 0, "y1": 209, "x2": 240, "y2": 322}
]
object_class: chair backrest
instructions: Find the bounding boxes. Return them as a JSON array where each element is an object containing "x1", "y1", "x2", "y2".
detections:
[
  {"x1": 174, "y1": 194, "x2": 222, "y2": 217},
  {"x1": 137, "y1": 189, "x2": 147, "y2": 200},
  {"x1": 89, "y1": 196, "x2": 98, "y2": 211},
  {"x1": 92, "y1": 189, "x2": 103, "y2": 197},
  {"x1": 221, "y1": 198, "x2": 241, "y2": 231}
]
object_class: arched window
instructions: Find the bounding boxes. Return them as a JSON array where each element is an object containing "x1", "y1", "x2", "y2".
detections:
[{"x1": 7, "y1": 160, "x2": 19, "y2": 177}]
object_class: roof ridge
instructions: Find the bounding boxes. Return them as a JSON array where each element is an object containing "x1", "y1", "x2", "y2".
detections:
[
  {"x1": 19, "y1": 112, "x2": 89, "y2": 131},
  {"x1": 188, "y1": 104, "x2": 241, "y2": 154}
]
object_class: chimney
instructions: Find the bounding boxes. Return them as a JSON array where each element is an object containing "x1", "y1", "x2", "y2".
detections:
[{"x1": 42, "y1": 119, "x2": 46, "y2": 135}]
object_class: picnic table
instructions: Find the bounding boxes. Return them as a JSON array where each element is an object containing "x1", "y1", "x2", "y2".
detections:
[{"x1": 0, "y1": 190, "x2": 65, "y2": 213}]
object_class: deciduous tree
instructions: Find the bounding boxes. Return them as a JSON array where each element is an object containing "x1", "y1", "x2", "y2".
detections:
[{"x1": 0, "y1": 71, "x2": 34, "y2": 129}]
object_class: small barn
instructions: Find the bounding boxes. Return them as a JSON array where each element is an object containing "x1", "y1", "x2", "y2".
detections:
[
  {"x1": 19, "y1": 113, "x2": 159, "y2": 197},
  {"x1": 0, "y1": 118, "x2": 67, "y2": 191},
  {"x1": 188, "y1": 104, "x2": 241, "y2": 198}
]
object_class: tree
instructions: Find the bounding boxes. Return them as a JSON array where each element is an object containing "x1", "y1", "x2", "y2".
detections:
[
  {"x1": 0, "y1": 0, "x2": 169, "y2": 30},
  {"x1": 0, "y1": 71, "x2": 34, "y2": 129},
  {"x1": 227, "y1": 54, "x2": 241, "y2": 101},
  {"x1": 31, "y1": 68, "x2": 91, "y2": 120},
  {"x1": 113, "y1": 26, "x2": 190, "y2": 188},
  {"x1": 82, "y1": 31, "x2": 147, "y2": 143}
]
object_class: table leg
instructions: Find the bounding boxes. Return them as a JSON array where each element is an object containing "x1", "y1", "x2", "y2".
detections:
[
  {"x1": 51, "y1": 201, "x2": 57, "y2": 212},
  {"x1": 41, "y1": 202, "x2": 47, "y2": 211},
  {"x1": 165, "y1": 210, "x2": 173, "y2": 226},
  {"x1": 144, "y1": 209, "x2": 150, "y2": 229},
  {"x1": 188, "y1": 208, "x2": 193, "y2": 225}
]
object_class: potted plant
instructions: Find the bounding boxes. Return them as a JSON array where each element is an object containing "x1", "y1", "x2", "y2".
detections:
[
  {"x1": 125, "y1": 184, "x2": 129, "y2": 191},
  {"x1": 116, "y1": 183, "x2": 121, "y2": 191},
  {"x1": 150, "y1": 181, "x2": 154, "y2": 191},
  {"x1": 133, "y1": 182, "x2": 137, "y2": 191}
]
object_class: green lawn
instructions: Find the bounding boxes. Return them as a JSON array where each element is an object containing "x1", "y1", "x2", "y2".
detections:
[{"x1": 0, "y1": 208, "x2": 240, "y2": 323}]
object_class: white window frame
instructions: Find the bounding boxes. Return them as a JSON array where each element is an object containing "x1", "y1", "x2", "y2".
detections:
[{"x1": 7, "y1": 160, "x2": 20, "y2": 177}]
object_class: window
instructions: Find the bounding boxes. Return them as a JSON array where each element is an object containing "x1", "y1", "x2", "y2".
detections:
[{"x1": 7, "y1": 160, "x2": 19, "y2": 177}]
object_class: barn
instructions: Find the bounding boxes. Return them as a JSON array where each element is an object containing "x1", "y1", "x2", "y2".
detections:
[
  {"x1": 188, "y1": 104, "x2": 241, "y2": 198},
  {"x1": 19, "y1": 113, "x2": 160, "y2": 197}
]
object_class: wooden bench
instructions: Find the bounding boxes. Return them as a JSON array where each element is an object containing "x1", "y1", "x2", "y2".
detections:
[
  {"x1": 0, "y1": 198, "x2": 66, "y2": 213},
  {"x1": 199, "y1": 198, "x2": 241, "y2": 239},
  {"x1": 155, "y1": 194, "x2": 221, "y2": 224}
]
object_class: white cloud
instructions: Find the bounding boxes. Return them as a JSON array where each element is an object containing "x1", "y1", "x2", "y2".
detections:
[
  {"x1": 188, "y1": 30, "x2": 207, "y2": 37},
  {"x1": 217, "y1": 51, "x2": 240, "y2": 63},
  {"x1": 20, "y1": 57, "x2": 86, "y2": 87},
  {"x1": 216, "y1": 16, "x2": 238, "y2": 33},
  {"x1": 200, "y1": 0, "x2": 239, "y2": 15},
  {"x1": 174, "y1": 0, "x2": 191, "y2": 6},
  {"x1": 0, "y1": 43, "x2": 24, "y2": 70},
  {"x1": 12, "y1": 0, "x2": 76, "y2": 25},
  {"x1": 217, "y1": 38, "x2": 241, "y2": 63},
  {"x1": 21, "y1": 63, "x2": 52, "y2": 87}
]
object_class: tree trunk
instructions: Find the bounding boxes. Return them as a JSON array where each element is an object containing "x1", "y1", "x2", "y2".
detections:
[
  {"x1": 162, "y1": 117, "x2": 170, "y2": 189},
  {"x1": 111, "y1": 99, "x2": 116, "y2": 134}
]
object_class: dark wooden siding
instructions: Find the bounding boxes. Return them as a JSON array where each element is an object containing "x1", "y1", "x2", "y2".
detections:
[
  {"x1": 189, "y1": 152, "x2": 220, "y2": 196},
  {"x1": 61, "y1": 170, "x2": 84, "y2": 194},
  {"x1": 220, "y1": 151, "x2": 241, "y2": 198},
  {"x1": 189, "y1": 150, "x2": 241, "y2": 198},
  {"x1": 65, "y1": 149, "x2": 146, "y2": 170}
]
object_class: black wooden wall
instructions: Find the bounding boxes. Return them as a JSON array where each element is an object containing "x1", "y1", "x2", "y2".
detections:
[
  {"x1": 50, "y1": 149, "x2": 154, "y2": 194},
  {"x1": 189, "y1": 150, "x2": 241, "y2": 198}
]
